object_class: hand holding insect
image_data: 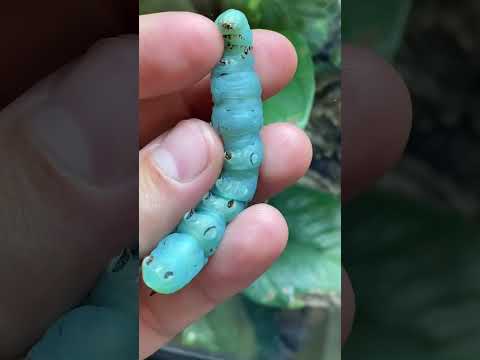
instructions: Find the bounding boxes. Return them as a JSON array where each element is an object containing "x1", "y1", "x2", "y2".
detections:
[
  {"x1": 143, "y1": 9, "x2": 266, "y2": 295},
  {"x1": 139, "y1": 10, "x2": 312, "y2": 359},
  {"x1": 137, "y1": 20, "x2": 412, "y2": 355}
]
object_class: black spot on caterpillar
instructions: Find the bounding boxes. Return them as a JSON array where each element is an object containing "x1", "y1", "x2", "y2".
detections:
[{"x1": 163, "y1": 271, "x2": 174, "y2": 279}]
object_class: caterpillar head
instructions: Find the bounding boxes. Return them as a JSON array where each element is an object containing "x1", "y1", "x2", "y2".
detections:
[
  {"x1": 142, "y1": 233, "x2": 205, "y2": 294},
  {"x1": 215, "y1": 9, "x2": 250, "y2": 36}
]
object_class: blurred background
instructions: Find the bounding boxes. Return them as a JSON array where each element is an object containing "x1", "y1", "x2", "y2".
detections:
[
  {"x1": 140, "y1": 1, "x2": 342, "y2": 359},
  {"x1": 343, "y1": 0, "x2": 480, "y2": 358}
]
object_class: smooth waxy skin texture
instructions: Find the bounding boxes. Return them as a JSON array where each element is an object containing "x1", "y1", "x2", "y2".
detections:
[
  {"x1": 143, "y1": 234, "x2": 206, "y2": 294},
  {"x1": 142, "y1": 9, "x2": 263, "y2": 294}
]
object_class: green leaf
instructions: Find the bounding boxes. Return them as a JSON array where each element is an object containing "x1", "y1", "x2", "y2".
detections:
[
  {"x1": 269, "y1": 184, "x2": 341, "y2": 249},
  {"x1": 342, "y1": 0, "x2": 412, "y2": 60},
  {"x1": 244, "y1": 242, "x2": 340, "y2": 309},
  {"x1": 174, "y1": 296, "x2": 257, "y2": 357},
  {"x1": 243, "y1": 185, "x2": 341, "y2": 309},
  {"x1": 289, "y1": 0, "x2": 341, "y2": 58},
  {"x1": 263, "y1": 31, "x2": 315, "y2": 128},
  {"x1": 139, "y1": 0, "x2": 194, "y2": 14}
]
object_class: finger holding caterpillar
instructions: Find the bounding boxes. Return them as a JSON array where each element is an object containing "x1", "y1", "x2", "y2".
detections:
[
  {"x1": 142, "y1": 9, "x2": 264, "y2": 295},
  {"x1": 139, "y1": 14, "x2": 297, "y2": 146},
  {"x1": 139, "y1": 120, "x2": 311, "y2": 257}
]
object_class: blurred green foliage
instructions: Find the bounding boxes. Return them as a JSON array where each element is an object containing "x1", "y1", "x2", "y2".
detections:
[
  {"x1": 174, "y1": 185, "x2": 340, "y2": 358},
  {"x1": 177, "y1": 297, "x2": 257, "y2": 358},
  {"x1": 244, "y1": 185, "x2": 340, "y2": 309},
  {"x1": 342, "y1": 0, "x2": 411, "y2": 60},
  {"x1": 174, "y1": 295, "x2": 341, "y2": 360},
  {"x1": 220, "y1": 0, "x2": 340, "y2": 58},
  {"x1": 139, "y1": 0, "x2": 194, "y2": 13},
  {"x1": 343, "y1": 190, "x2": 480, "y2": 360}
]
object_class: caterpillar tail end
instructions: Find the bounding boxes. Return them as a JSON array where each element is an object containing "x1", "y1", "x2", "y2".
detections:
[
  {"x1": 142, "y1": 233, "x2": 206, "y2": 295},
  {"x1": 215, "y1": 9, "x2": 250, "y2": 33}
]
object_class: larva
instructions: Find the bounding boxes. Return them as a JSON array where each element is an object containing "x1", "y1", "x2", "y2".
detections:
[{"x1": 142, "y1": 9, "x2": 263, "y2": 294}]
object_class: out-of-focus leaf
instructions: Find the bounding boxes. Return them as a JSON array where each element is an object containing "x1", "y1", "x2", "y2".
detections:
[
  {"x1": 342, "y1": 0, "x2": 411, "y2": 60},
  {"x1": 139, "y1": 0, "x2": 194, "y2": 14},
  {"x1": 270, "y1": 184, "x2": 340, "y2": 249},
  {"x1": 294, "y1": 0, "x2": 341, "y2": 59},
  {"x1": 263, "y1": 31, "x2": 315, "y2": 128},
  {"x1": 220, "y1": 0, "x2": 341, "y2": 61},
  {"x1": 174, "y1": 296, "x2": 257, "y2": 358},
  {"x1": 343, "y1": 190, "x2": 480, "y2": 360},
  {"x1": 171, "y1": 295, "x2": 340, "y2": 360},
  {"x1": 244, "y1": 243, "x2": 340, "y2": 309},
  {"x1": 243, "y1": 185, "x2": 341, "y2": 309}
]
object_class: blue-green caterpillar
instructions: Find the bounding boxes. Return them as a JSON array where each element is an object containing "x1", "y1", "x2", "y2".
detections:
[{"x1": 142, "y1": 9, "x2": 263, "y2": 294}]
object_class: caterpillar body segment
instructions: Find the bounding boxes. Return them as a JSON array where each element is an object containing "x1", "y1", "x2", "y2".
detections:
[
  {"x1": 142, "y1": 9, "x2": 263, "y2": 294},
  {"x1": 142, "y1": 233, "x2": 205, "y2": 294}
]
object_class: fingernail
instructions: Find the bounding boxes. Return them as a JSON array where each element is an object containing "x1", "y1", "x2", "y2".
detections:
[{"x1": 152, "y1": 121, "x2": 211, "y2": 182}]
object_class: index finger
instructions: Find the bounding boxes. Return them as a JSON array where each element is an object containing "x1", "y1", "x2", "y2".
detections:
[
  {"x1": 139, "y1": 12, "x2": 223, "y2": 99},
  {"x1": 139, "y1": 28, "x2": 298, "y2": 146}
]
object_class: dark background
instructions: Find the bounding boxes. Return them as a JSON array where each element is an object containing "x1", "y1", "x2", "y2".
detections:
[{"x1": 343, "y1": 0, "x2": 480, "y2": 358}]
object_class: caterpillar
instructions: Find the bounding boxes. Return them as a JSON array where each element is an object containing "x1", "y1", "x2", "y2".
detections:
[{"x1": 142, "y1": 9, "x2": 263, "y2": 294}]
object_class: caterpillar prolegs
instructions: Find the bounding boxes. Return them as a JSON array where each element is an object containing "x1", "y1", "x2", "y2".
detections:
[{"x1": 142, "y1": 9, "x2": 263, "y2": 294}]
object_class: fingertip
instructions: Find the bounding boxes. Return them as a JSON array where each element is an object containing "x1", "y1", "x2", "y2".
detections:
[
  {"x1": 255, "y1": 123, "x2": 312, "y2": 201},
  {"x1": 261, "y1": 123, "x2": 312, "y2": 180},
  {"x1": 253, "y1": 29, "x2": 298, "y2": 99},
  {"x1": 209, "y1": 203, "x2": 288, "y2": 283},
  {"x1": 243, "y1": 203, "x2": 289, "y2": 258},
  {"x1": 232, "y1": 203, "x2": 288, "y2": 261},
  {"x1": 180, "y1": 28, "x2": 299, "y2": 120},
  {"x1": 140, "y1": 12, "x2": 223, "y2": 98},
  {"x1": 266, "y1": 30, "x2": 298, "y2": 81}
]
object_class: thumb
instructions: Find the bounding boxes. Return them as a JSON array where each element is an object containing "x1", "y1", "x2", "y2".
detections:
[{"x1": 139, "y1": 119, "x2": 224, "y2": 257}]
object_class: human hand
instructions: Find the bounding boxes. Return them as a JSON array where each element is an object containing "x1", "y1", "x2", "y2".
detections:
[
  {"x1": 0, "y1": 34, "x2": 138, "y2": 358},
  {"x1": 341, "y1": 44, "x2": 412, "y2": 344},
  {"x1": 138, "y1": 12, "x2": 313, "y2": 359}
]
